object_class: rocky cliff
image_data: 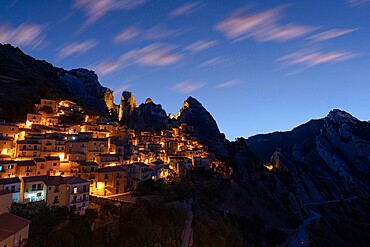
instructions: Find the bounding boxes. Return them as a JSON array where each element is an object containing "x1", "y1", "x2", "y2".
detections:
[
  {"x1": 171, "y1": 97, "x2": 225, "y2": 151},
  {"x1": 0, "y1": 43, "x2": 109, "y2": 120},
  {"x1": 246, "y1": 109, "x2": 370, "y2": 203},
  {"x1": 130, "y1": 98, "x2": 168, "y2": 132}
]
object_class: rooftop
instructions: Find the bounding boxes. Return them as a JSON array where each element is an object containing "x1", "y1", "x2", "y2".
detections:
[
  {"x1": 0, "y1": 213, "x2": 31, "y2": 241},
  {"x1": 0, "y1": 177, "x2": 21, "y2": 185}
]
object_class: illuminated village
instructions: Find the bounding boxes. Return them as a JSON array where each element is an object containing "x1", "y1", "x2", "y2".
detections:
[{"x1": 0, "y1": 97, "x2": 219, "y2": 212}]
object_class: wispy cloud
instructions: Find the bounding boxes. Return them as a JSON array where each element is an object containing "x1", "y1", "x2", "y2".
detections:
[
  {"x1": 95, "y1": 43, "x2": 182, "y2": 75},
  {"x1": 184, "y1": 39, "x2": 218, "y2": 52},
  {"x1": 0, "y1": 23, "x2": 45, "y2": 49},
  {"x1": 199, "y1": 56, "x2": 233, "y2": 68},
  {"x1": 277, "y1": 48, "x2": 358, "y2": 68},
  {"x1": 215, "y1": 79, "x2": 242, "y2": 89},
  {"x1": 168, "y1": 1, "x2": 203, "y2": 19},
  {"x1": 135, "y1": 44, "x2": 182, "y2": 66},
  {"x1": 347, "y1": 0, "x2": 370, "y2": 7},
  {"x1": 72, "y1": 0, "x2": 146, "y2": 27},
  {"x1": 95, "y1": 60, "x2": 122, "y2": 75},
  {"x1": 307, "y1": 28, "x2": 358, "y2": 42},
  {"x1": 57, "y1": 39, "x2": 97, "y2": 59},
  {"x1": 214, "y1": 5, "x2": 316, "y2": 43},
  {"x1": 171, "y1": 80, "x2": 206, "y2": 93},
  {"x1": 113, "y1": 24, "x2": 188, "y2": 43},
  {"x1": 113, "y1": 25, "x2": 141, "y2": 43}
]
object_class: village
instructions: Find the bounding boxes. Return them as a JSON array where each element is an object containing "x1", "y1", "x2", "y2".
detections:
[{"x1": 0, "y1": 98, "x2": 220, "y2": 246}]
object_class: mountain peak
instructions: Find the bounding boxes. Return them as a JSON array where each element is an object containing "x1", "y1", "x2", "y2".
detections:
[{"x1": 327, "y1": 109, "x2": 358, "y2": 123}]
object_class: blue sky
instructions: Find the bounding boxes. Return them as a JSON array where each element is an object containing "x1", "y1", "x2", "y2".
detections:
[{"x1": 1, "y1": 0, "x2": 370, "y2": 139}]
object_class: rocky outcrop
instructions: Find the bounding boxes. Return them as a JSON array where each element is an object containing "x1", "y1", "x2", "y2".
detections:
[
  {"x1": 118, "y1": 91, "x2": 136, "y2": 124},
  {"x1": 173, "y1": 97, "x2": 224, "y2": 148},
  {"x1": 60, "y1": 69, "x2": 109, "y2": 116},
  {"x1": 0, "y1": 44, "x2": 111, "y2": 121},
  {"x1": 247, "y1": 109, "x2": 370, "y2": 201},
  {"x1": 130, "y1": 98, "x2": 168, "y2": 132}
]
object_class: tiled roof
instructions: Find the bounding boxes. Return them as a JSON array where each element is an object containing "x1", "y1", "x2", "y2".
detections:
[
  {"x1": 0, "y1": 213, "x2": 31, "y2": 241},
  {"x1": 98, "y1": 166, "x2": 124, "y2": 172},
  {"x1": 44, "y1": 156, "x2": 60, "y2": 161},
  {"x1": 62, "y1": 176, "x2": 89, "y2": 185},
  {"x1": 78, "y1": 161, "x2": 98, "y2": 167},
  {"x1": 16, "y1": 160, "x2": 36, "y2": 166},
  {"x1": 0, "y1": 177, "x2": 21, "y2": 185}
]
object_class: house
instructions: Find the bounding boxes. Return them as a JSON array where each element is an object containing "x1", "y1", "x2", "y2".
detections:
[
  {"x1": 76, "y1": 161, "x2": 98, "y2": 191},
  {"x1": 34, "y1": 156, "x2": 60, "y2": 176},
  {"x1": 39, "y1": 98, "x2": 57, "y2": 112},
  {"x1": 16, "y1": 160, "x2": 36, "y2": 177},
  {"x1": 21, "y1": 176, "x2": 90, "y2": 211},
  {"x1": 0, "y1": 190, "x2": 12, "y2": 214},
  {"x1": 0, "y1": 123, "x2": 19, "y2": 138},
  {"x1": 0, "y1": 137, "x2": 14, "y2": 158},
  {"x1": 0, "y1": 177, "x2": 21, "y2": 202},
  {"x1": 16, "y1": 140, "x2": 41, "y2": 158},
  {"x1": 0, "y1": 161, "x2": 17, "y2": 179},
  {"x1": 93, "y1": 166, "x2": 125, "y2": 196},
  {"x1": 0, "y1": 213, "x2": 31, "y2": 247},
  {"x1": 26, "y1": 113, "x2": 42, "y2": 125},
  {"x1": 63, "y1": 177, "x2": 89, "y2": 213}
]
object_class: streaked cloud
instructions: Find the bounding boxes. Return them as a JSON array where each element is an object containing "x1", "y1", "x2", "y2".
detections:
[
  {"x1": 57, "y1": 39, "x2": 97, "y2": 59},
  {"x1": 214, "y1": 5, "x2": 316, "y2": 43},
  {"x1": 199, "y1": 56, "x2": 232, "y2": 68},
  {"x1": 113, "y1": 24, "x2": 188, "y2": 43},
  {"x1": 95, "y1": 43, "x2": 182, "y2": 75},
  {"x1": 168, "y1": 1, "x2": 203, "y2": 19},
  {"x1": 347, "y1": 0, "x2": 370, "y2": 7},
  {"x1": 215, "y1": 79, "x2": 242, "y2": 89},
  {"x1": 184, "y1": 40, "x2": 218, "y2": 53},
  {"x1": 73, "y1": 0, "x2": 146, "y2": 26},
  {"x1": 113, "y1": 25, "x2": 141, "y2": 43},
  {"x1": 308, "y1": 28, "x2": 358, "y2": 42},
  {"x1": 95, "y1": 60, "x2": 122, "y2": 75},
  {"x1": 277, "y1": 48, "x2": 358, "y2": 68},
  {"x1": 0, "y1": 23, "x2": 45, "y2": 49},
  {"x1": 135, "y1": 44, "x2": 182, "y2": 66},
  {"x1": 171, "y1": 80, "x2": 206, "y2": 93}
]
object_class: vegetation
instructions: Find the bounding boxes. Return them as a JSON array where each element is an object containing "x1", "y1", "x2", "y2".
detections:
[
  {"x1": 10, "y1": 187, "x2": 188, "y2": 247},
  {"x1": 133, "y1": 177, "x2": 193, "y2": 202}
]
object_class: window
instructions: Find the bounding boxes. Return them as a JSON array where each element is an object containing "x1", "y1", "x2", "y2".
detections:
[
  {"x1": 31, "y1": 184, "x2": 36, "y2": 191},
  {"x1": 73, "y1": 187, "x2": 77, "y2": 194},
  {"x1": 8, "y1": 165, "x2": 13, "y2": 169},
  {"x1": 37, "y1": 192, "x2": 42, "y2": 197},
  {"x1": 53, "y1": 163, "x2": 57, "y2": 166}
]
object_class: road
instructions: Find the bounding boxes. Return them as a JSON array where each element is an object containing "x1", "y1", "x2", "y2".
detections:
[
  {"x1": 286, "y1": 196, "x2": 358, "y2": 246},
  {"x1": 181, "y1": 200, "x2": 193, "y2": 247},
  {"x1": 286, "y1": 210, "x2": 321, "y2": 247}
]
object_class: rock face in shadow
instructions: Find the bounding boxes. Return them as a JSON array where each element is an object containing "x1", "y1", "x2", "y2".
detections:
[
  {"x1": 60, "y1": 68, "x2": 109, "y2": 116},
  {"x1": 130, "y1": 98, "x2": 168, "y2": 132},
  {"x1": 246, "y1": 109, "x2": 370, "y2": 201},
  {"x1": 173, "y1": 97, "x2": 224, "y2": 149},
  {"x1": 0, "y1": 44, "x2": 109, "y2": 120}
]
